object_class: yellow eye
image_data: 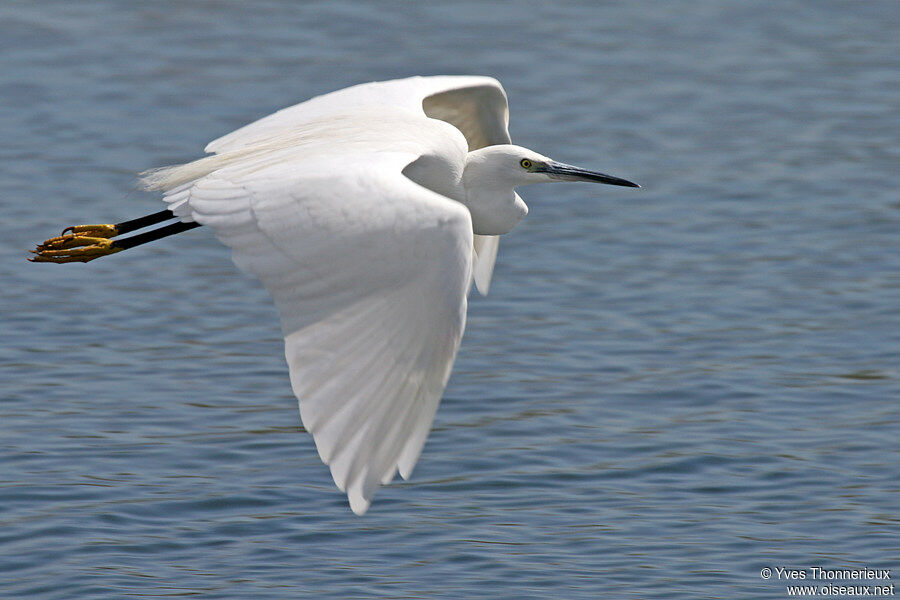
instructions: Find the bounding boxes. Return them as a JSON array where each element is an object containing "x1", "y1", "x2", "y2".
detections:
[{"x1": 520, "y1": 158, "x2": 533, "y2": 170}]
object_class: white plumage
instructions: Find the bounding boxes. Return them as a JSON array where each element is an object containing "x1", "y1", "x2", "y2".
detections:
[
  {"x1": 146, "y1": 77, "x2": 509, "y2": 513},
  {"x1": 133, "y1": 76, "x2": 638, "y2": 514}
]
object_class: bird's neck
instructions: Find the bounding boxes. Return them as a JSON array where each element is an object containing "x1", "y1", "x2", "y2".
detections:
[{"x1": 462, "y1": 156, "x2": 528, "y2": 236}]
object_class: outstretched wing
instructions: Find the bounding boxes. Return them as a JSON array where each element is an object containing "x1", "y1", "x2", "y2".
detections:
[
  {"x1": 205, "y1": 76, "x2": 509, "y2": 293},
  {"x1": 163, "y1": 152, "x2": 473, "y2": 514}
]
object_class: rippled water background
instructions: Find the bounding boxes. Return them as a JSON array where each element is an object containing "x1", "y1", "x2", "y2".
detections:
[{"x1": 2, "y1": 1, "x2": 898, "y2": 598}]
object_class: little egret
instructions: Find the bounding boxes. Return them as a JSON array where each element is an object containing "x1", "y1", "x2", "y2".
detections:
[{"x1": 31, "y1": 76, "x2": 638, "y2": 514}]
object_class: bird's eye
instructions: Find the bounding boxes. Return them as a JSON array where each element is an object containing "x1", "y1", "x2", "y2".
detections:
[{"x1": 520, "y1": 159, "x2": 533, "y2": 170}]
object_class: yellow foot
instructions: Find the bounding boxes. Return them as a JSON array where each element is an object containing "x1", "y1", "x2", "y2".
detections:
[
  {"x1": 63, "y1": 223, "x2": 118, "y2": 237},
  {"x1": 30, "y1": 234, "x2": 122, "y2": 263},
  {"x1": 39, "y1": 223, "x2": 119, "y2": 249}
]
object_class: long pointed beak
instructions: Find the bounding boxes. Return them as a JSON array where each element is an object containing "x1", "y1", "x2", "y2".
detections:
[{"x1": 540, "y1": 161, "x2": 640, "y2": 188}]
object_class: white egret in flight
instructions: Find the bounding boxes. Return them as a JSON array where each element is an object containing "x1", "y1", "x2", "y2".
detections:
[{"x1": 32, "y1": 76, "x2": 638, "y2": 514}]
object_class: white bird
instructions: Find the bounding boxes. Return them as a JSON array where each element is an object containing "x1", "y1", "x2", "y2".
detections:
[{"x1": 31, "y1": 76, "x2": 638, "y2": 514}]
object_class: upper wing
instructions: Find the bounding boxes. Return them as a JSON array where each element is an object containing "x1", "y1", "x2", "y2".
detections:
[
  {"x1": 205, "y1": 75, "x2": 511, "y2": 154},
  {"x1": 163, "y1": 152, "x2": 474, "y2": 514},
  {"x1": 204, "y1": 75, "x2": 510, "y2": 293}
]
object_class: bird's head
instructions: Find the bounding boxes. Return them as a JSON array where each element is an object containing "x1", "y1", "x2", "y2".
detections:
[{"x1": 462, "y1": 144, "x2": 639, "y2": 235}]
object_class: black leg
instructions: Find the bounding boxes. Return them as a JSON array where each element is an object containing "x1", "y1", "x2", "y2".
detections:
[
  {"x1": 31, "y1": 211, "x2": 203, "y2": 263},
  {"x1": 112, "y1": 220, "x2": 202, "y2": 251},
  {"x1": 113, "y1": 210, "x2": 177, "y2": 235}
]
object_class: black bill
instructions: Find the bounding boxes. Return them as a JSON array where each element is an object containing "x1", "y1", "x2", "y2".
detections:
[{"x1": 540, "y1": 161, "x2": 640, "y2": 188}]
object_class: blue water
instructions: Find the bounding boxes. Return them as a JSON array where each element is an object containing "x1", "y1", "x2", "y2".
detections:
[{"x1": 2, "y1": 1, "x2": 898, "y2": 598}]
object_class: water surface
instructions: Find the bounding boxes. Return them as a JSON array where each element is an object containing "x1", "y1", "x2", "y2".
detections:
[{"x1": 1, "y1": 1, "x2": 898, "y2": 598}]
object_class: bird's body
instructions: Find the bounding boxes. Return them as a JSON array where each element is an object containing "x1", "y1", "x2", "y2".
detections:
[
  {"x1": 32, "y1": 76, "x2": 638, "y2": 514},
  {"x1": 145, "y1": 108, "x2": 467, "y2": 202}
]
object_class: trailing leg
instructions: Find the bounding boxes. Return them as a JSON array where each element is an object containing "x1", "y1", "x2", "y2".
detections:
[{"x1": 30, "y1": 210, "x2": 201, "y2": 263}]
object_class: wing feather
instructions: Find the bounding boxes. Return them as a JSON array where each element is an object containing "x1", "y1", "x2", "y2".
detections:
[
  {"x1": 473, "y1": 234, "x2": 500, "y2": 294},
  {"x1": 167, "y1": 152, "x2": 473, "y2": 514}
]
